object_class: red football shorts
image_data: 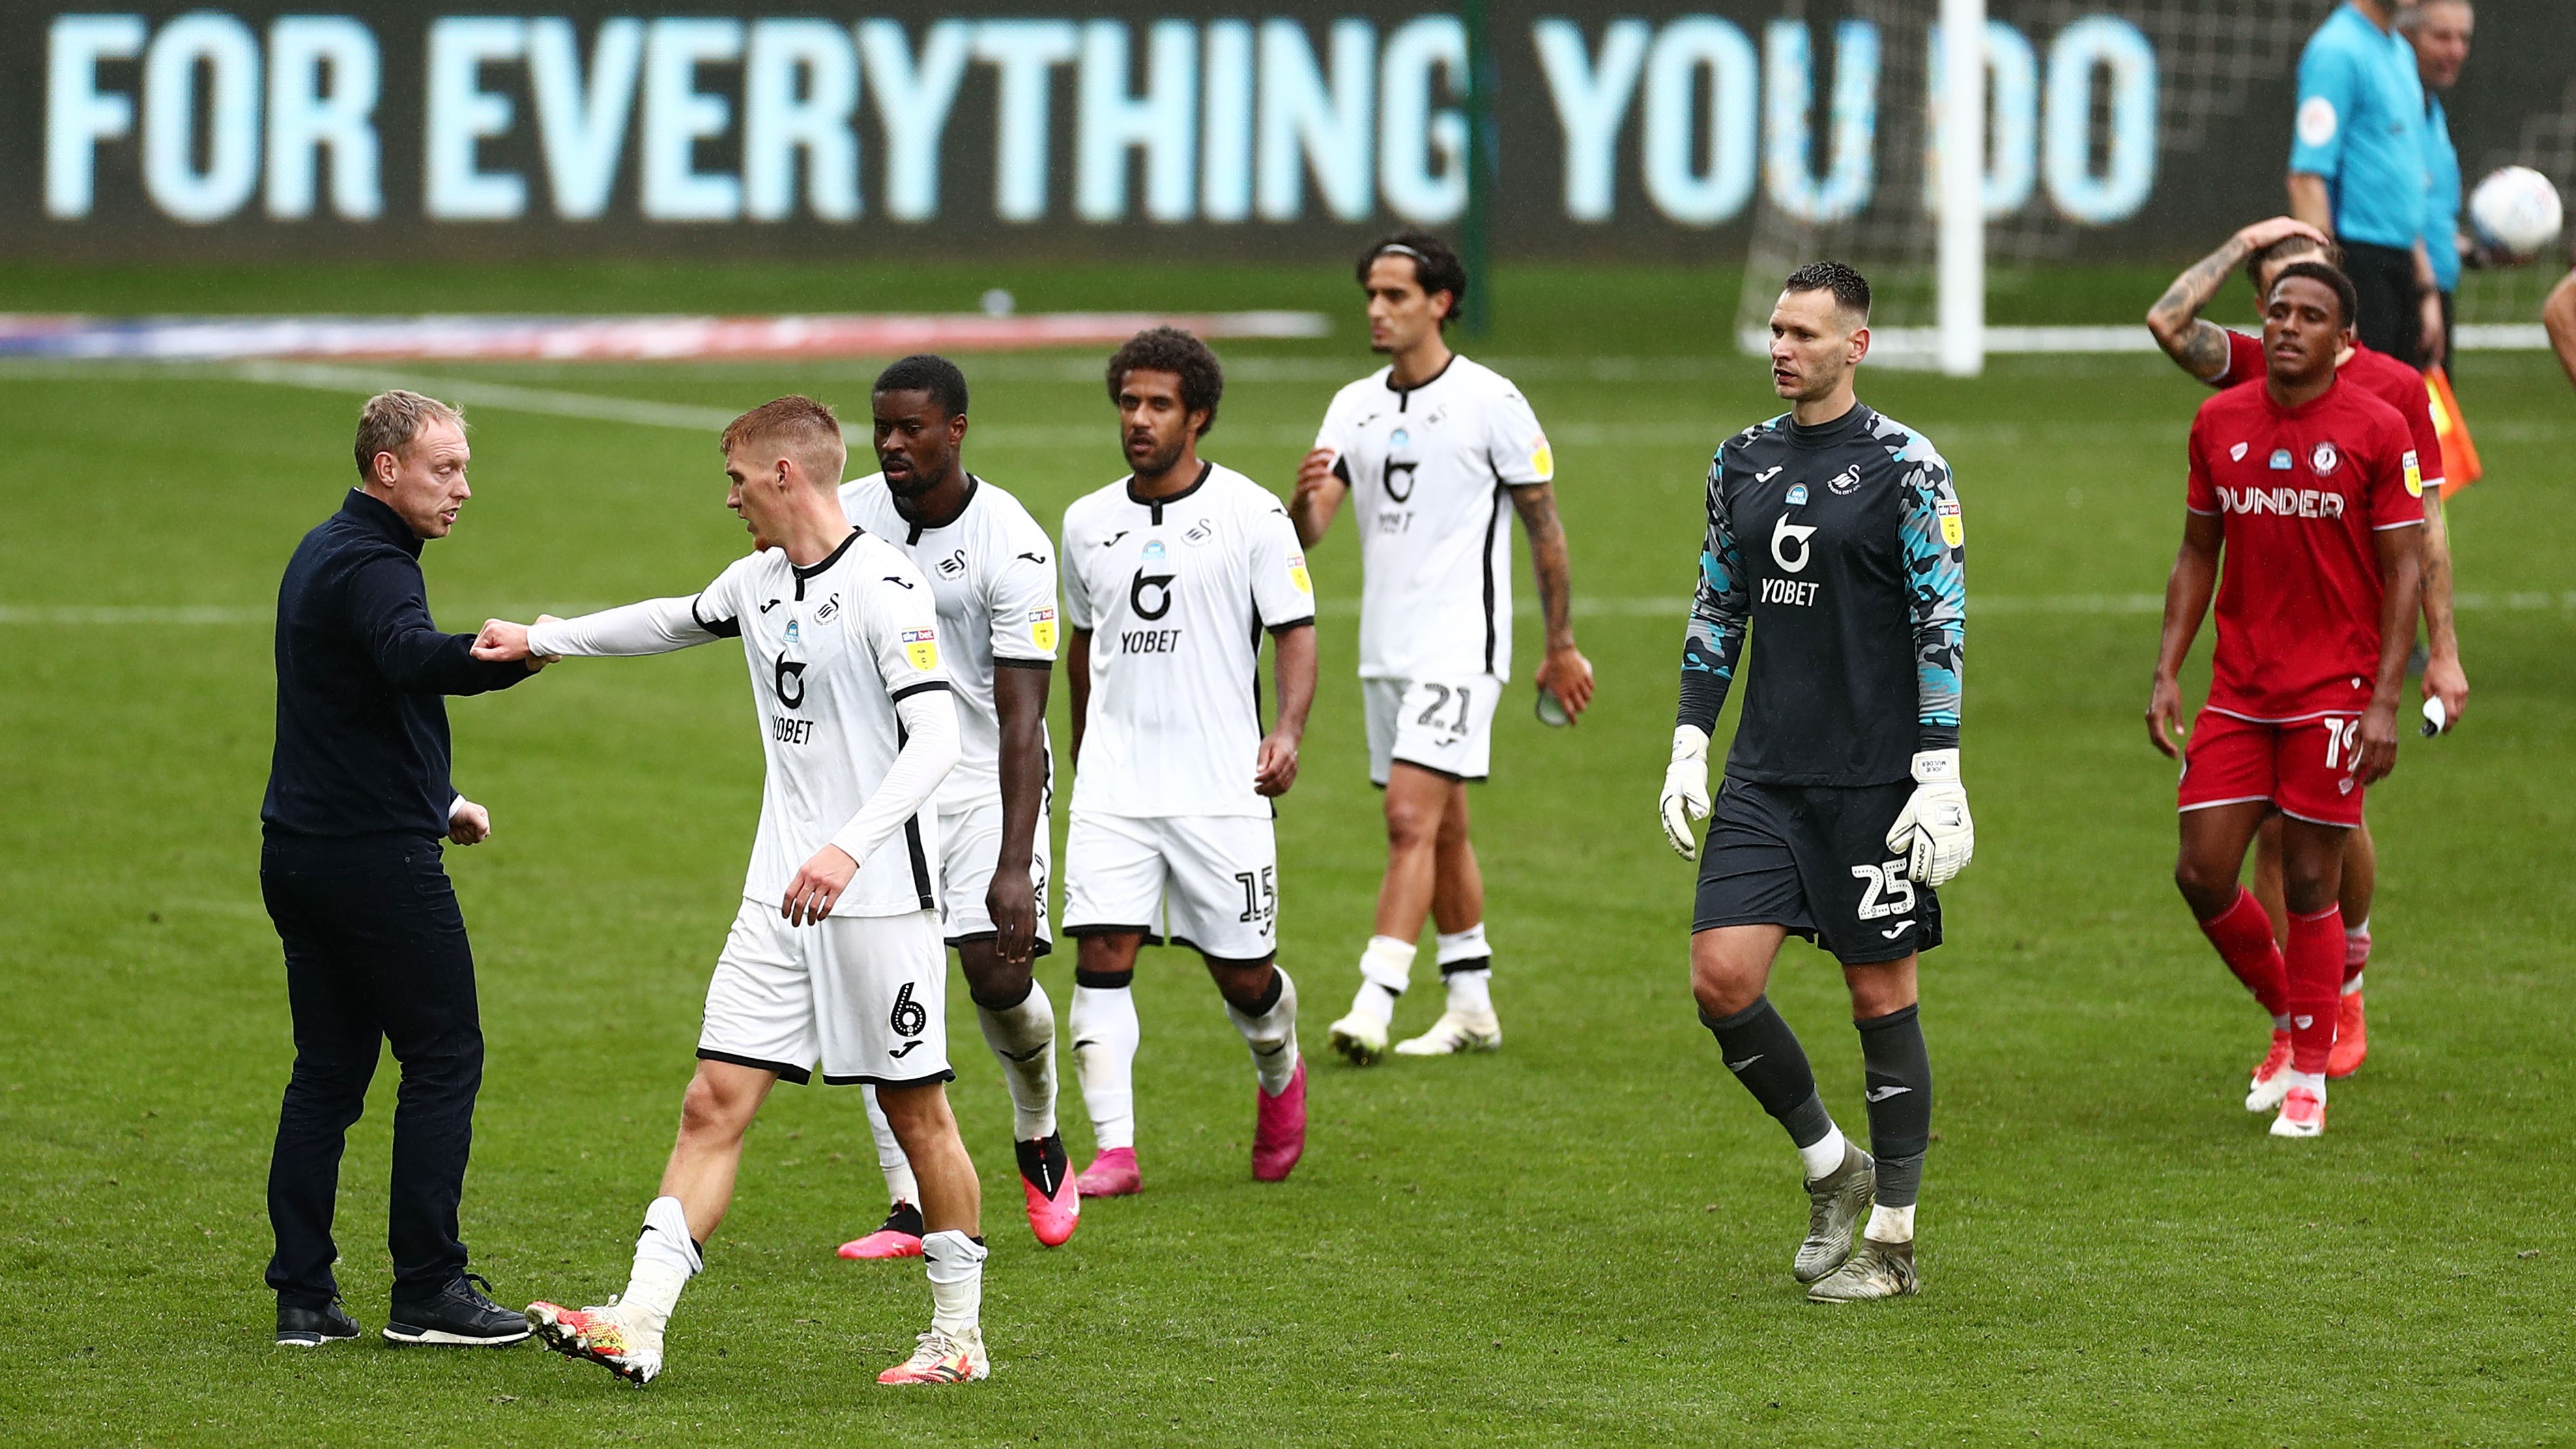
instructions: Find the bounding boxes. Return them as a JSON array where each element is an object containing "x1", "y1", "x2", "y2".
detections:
[{"x1": 2177, "y1": 709, "x2": 2367, "y2": 828}]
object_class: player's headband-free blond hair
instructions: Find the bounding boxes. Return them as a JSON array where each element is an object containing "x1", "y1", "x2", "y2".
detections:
[
  {"x1": 723, "y1": 395, "x2": 847, "y2": 485},
  {"x1": 353, "y1": 390, "x2": 464, "y2": 481}
]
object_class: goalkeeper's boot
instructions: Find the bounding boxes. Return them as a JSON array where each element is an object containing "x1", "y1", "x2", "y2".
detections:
[
  {"x1": 526, "y1": 1298, "x2": 662, "y2": 1386},
  {"x1": 2328, "y1": 991, "x2": 2369, "y2": 1080},
  {"x1": 878, "y1": 1326, "x2": 989, "y2": 1384},
  {"x1": 2270, "y1": 1083, "x2": 2327, "y2": 1139},
  {"x1": 837, "y1": 1201, "x2": 925, "y2": 1260},
  {"x1": 276, "y1": 1297, "x2": 361, "y2": 1347},
  {"x1": 1327, "y1": 1008, "x2": 1389, "y2": 1066},
  {"x1": 1075, "y1": 1146, "x2": 1141, "y2": 1198},
  {"x1": 1795, "y1": 1140, "x2": 1877, "y2": 1284},
  {"x1": 2244, "y1": 1030, "x2": 2296, "y2": 1113},
  {"x1": 1251, "y1": 1059, "x2": 1307, "y2": 1183},
  {"x1": 1016, "y1": 1134, "x2": 1080, "y2": 1247},
  {"x1": 1392, "y1": 1008, "x2": 1501, "y2": 1056},
  {"x1": 1806, "y1": 1237, "x2": 1919, "y2": 1302}
]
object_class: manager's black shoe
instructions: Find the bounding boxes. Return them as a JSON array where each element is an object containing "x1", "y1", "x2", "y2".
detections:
[
  {"x1": 276, "y1": 1297, "x2": 362, "y2": 1347},
  {"x1": 384, "y1": 1272, "x2": 532, "y2": 1347}
]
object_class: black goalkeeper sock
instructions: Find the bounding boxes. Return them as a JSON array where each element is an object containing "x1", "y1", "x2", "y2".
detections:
[
  {"x1": 1856, "y1": 1003, "x2": 1933, "y2": 1209},
  {"x1": 1701, "y1": 997, "x2": 1833, "y2": 1149}
]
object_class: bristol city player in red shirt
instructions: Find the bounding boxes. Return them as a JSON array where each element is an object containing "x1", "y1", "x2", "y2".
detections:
[
  {"x1": 2145, "y1": 220, "x2": 2469, "y2": 1083},
  {"x1": 2147, "y1": 262, "x2": 2424, "y2": 1140}
]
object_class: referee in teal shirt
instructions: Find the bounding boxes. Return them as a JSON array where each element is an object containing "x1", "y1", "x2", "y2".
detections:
[{"x1": 2287, "y1": 0, "x2": 2437, "y2": 365}]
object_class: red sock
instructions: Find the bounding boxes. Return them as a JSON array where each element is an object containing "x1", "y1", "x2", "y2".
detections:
[
  {"x1": 2198, "y1": 887, "x2": 2288, "y2": 1018},
  {"x1": 2343, "y1": 922, "x2": 2371, "y2": 988},
  {"x1": 2285, "y1": 905, "x2": 2345, "y2": 1074}
]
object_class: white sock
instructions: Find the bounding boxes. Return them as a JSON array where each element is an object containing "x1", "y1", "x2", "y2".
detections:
[
  {"x1": 1434, "y1": 923, "x2": 1489, "y2": 969},
  {"x1": 1228, "y1": 965, "x2": 1301, "y2": 1096},
  {"x1": 2342, "y1": 971, "x2": 2365, "y2": 997},
  {"x1": 862, "y1": 1085, "x2": 918, "y2": 1206},
  {"x1": 1070, "y1": 982, "x2": 1140, "y2": 1152},
  {"x1": 1352, "y1": 936, "x2": 1415, "y2": 1026},
  {"x1": 622, "y1": 1195, "x2": 701, "y2": 1334},
  {"x1": 2289, "y1": 1069, "x2": 2328, "y2": 1098},
  {"x1": 976, "y1": 982, "x2": 1058, "y2": 1141},
  {"x1": 1864, "y1": 1201, "x2": 1917, "y2": 1244},
  {"x1": 1443, "y1": 967, "x2": 1494, "y2": 1016},
  {"x1": 921, "y1": 1229, "x2": 988, "y2": 1337},
  {"x1": 1797, "y1": 1124, "x2": 1849, "y2": 1181}
]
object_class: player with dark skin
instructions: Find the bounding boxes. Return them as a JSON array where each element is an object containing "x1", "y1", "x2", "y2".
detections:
[
  {"x1": 871, "y1": 385, "x2": 1050, "y2": 992},
  {"x1": 1069, "y1": 367, "x2": 1318, "y2": 1014},
  {"x1": 1288, "y1": 252, "x2": 1593, "y2": 989},
  {"x1": 2151, "y1": 273, "x2": 2423, "y2": 937}
]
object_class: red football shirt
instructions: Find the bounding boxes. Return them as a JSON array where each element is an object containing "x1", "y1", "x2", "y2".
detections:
[
  {"x1": 2214, "y1": 330, "x2": 2445, "y2": 492},
  {"x1": 2186, "y1": 375, "x2": 2426, "y2": 721}
]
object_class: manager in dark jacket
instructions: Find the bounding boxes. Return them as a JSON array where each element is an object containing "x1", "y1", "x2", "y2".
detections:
[{"x1": 262, "y1": 390, "x2": 545, "y2": 1348}]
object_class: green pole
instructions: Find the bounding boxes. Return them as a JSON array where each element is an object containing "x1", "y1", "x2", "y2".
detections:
[{"x1": 1460, "y1": 0, "x2": 1494, "y2": 340}]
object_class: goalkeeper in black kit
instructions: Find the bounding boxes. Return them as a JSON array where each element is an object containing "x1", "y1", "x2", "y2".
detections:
[{"x1": 1657, "y1": 263, "x2": 1971, "y2": 1302}]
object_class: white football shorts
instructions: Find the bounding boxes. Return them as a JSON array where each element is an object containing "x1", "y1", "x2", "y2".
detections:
[
  {"x1": 937, "y1": 791, "x2": 1054, "y2": 953},
  {"x1": 697, "y1": 899, "x2": 951, "y2": 1087},
  {"x1": 1061, "y1": 811, "x2": 1279, "y2": 963},
  {"x1": 1363, "y1": 675, "x2": 1502, "y2": 786}
]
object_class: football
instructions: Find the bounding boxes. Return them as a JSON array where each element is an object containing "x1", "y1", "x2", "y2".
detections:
[{"x1": 2467, "y1": 165, "x2": 2564, "y2": 264}]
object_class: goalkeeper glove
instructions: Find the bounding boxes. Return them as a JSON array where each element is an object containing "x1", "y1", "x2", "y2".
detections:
[
  {"x1": 1658, "y1": 725, "x2": 1713, "y2": 860},
  {"x1": 1886, "y1": 748, "x2": 1973, "y2": 886}
]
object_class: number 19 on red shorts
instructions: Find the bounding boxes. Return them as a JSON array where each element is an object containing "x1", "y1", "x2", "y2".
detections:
[{"x1": 2178, "y1": 710, "x2": 2367, "y2": 828}]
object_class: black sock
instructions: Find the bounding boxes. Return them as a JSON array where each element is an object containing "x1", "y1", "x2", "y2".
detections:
[
  {"x1": 1701, "y1": 997, "x2": 1832, "y2": 1150},
  {"x1": 1856, "y1": 1003, "x2": 1933, "y2": 1209},
  {"x1": 970, "y1": 976, "x2": 1037, "y2": 1012}
]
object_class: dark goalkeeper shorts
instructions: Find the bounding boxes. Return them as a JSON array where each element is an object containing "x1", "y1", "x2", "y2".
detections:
[{"x1": 1692, "y1": 778, "x2": 1943, "y2": 965}]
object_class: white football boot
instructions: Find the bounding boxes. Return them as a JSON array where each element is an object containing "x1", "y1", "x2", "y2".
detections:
[
  {"x1": 1327, "y1": 1008, "x2": 1391, "y2": 1066},
  {"x1": 1392, "y1": 1008, "x2": 1501, "y2": 1056}
]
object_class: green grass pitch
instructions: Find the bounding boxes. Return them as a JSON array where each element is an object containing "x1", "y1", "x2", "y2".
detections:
[{"x1": 1, "y1": 263, "x2": 2571, "y2": 1445}]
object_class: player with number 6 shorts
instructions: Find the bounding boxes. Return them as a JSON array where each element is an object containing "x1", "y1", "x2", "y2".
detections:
[
  {"x1": 1656, "y1": 263, "x2": 1970, "y2": 1304},
  {"x1": 1057, "y1": 329, "x2": 1319, "y2": 1195},
  {"x1": 476, "y1": 398, "x2": 995, "y2": 1387},
  {"x1": 2149, "y1": 261, "x2": 2422, "y2": 1142}
]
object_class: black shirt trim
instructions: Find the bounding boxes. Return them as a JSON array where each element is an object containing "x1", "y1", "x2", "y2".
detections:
[
  {"x1": 993, "y1": 655, "x2": 1054, "y2": 670},
  {"x1": 1128, "y1": 460, "x2": 1212, "y2": 525},
  {"x1": 890, "y1": 679, "x2": 954, "y2": 703},
  {"x1": 1264, "y1": 615, "x2": 1317, "y2": 634},
  {"x1": 690, "y1": 595, "x2": 742, "y2": 639},
  {"x1": 1384, "y1": 354, "x2": 1459, "y2": 412}
]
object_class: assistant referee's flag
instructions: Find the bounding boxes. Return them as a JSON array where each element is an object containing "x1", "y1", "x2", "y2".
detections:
[{"x1": 2425, "y1": 366, "x2": 2482, "y2": 494}]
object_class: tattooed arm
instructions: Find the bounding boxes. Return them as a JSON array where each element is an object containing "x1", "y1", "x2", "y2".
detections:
[{"x1": 2146, "y1": 217, "x2": 2330, "y2": 383}]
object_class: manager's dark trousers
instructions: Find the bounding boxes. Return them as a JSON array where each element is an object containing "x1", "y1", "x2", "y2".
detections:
[{"x1": 260, "y1": 831, "x2": 483, "y2": 1308}]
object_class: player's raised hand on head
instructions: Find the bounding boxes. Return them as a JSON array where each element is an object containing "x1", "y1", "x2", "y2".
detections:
[
  {"x1": 781, "y1": 845, "x2": 858, "y2": 927},
  {"x1": 2146, "y1": 675, "x2": 2186, "y2": 759},
  {"x1": 2233, "y1": 216, "x2": 2329, "y2": 255},
  {"x1": 986, "y1": 864, "x2": 1038, "y2": 967},
  {"x1": 1538, "y1": 645, "x2": 1595, "y2": 720},
  {"x1": 1254, "y1": 731, "x2": 1301, "y2": 797},
  {"x1": 2356, "y1": 699, "x2": 2400, "y2": 785}
]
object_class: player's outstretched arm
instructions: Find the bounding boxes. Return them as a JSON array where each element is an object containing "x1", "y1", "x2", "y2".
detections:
[
  {"x1": 476, "y1": 597, "x2": 723, "y2": 662},
  {"x1": 1511, "y1": 482, "x2": 1594, "y2": 718},
  {"x1": 2358, "y1": 524, "x2": 2425, "y2": 787},
  {"x1": 2545, "y1": 269, "x2": 2576, "y2": 393},
  {"x1": 2145, "y1": 218, "x2": 2328, "y2": 383},
  {"x1": 1255, "y1": 624, "x2": 1317, "y2": 798},
  {"x1": 1288, "y1": 449, "x2": 1348, "y2": 547},
  {"x1": 2148, "y1": 513, "x2": 2223, "y2": 759}
]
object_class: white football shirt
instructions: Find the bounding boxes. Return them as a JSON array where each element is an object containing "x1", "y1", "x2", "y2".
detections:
[
  {"x1": 841, "y1": 473, "x2": 1058, "y2": 815},
  {"x1": 1312, "y1": 355, "x2": 1554, "y2": 681},
  {"x1": 530, "y1": 531, "x2": 952, "y2": 917},
  {"x1": 1060, "y1": 461, "x2": 1316, "y2": 819}
]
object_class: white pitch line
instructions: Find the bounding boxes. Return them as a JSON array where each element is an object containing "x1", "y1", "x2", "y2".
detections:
[{"x1": 14, "y1": 592, "x2": 2575, "y2": 627}]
